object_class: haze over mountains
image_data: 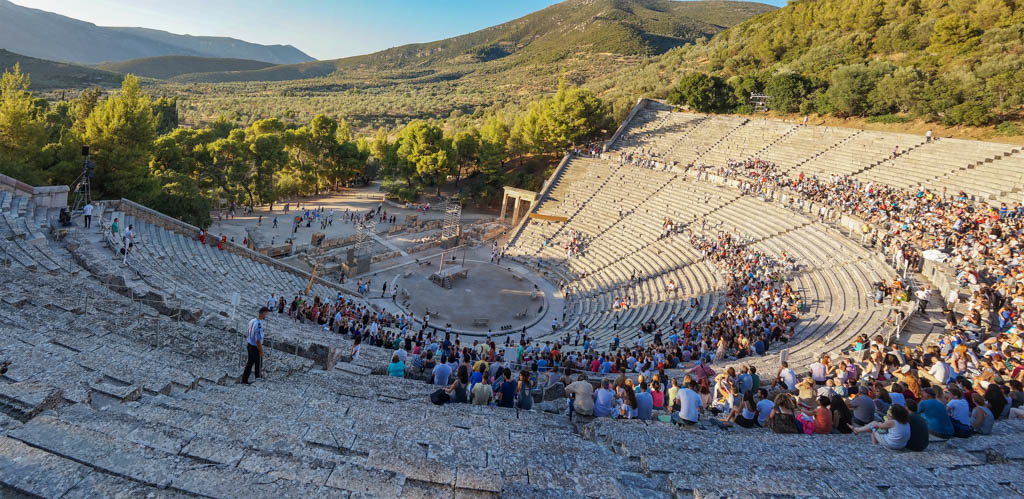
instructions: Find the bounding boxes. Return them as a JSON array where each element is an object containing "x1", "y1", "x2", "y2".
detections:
[{"x1": 0, "y1": 0, "x2": 314, "y2": 65}]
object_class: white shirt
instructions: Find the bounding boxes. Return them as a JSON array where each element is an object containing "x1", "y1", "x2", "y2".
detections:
[
  {"x1": 83, "y1": 204, "x2": 94, "y2": 216},
  {"x1": 677, "y1": 387, "x2": 702, "y2": 422},
  {"x1": 929, "y1": 362, "x2": 950, "y2": 385},
  {"x1": 780, "y1": 368, "x2": 797, "y2": 389}
]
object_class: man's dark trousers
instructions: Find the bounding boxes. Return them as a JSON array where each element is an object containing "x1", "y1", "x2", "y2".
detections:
[{"x1": 242, "y1": 344, "x2": 261, "y2": 382}]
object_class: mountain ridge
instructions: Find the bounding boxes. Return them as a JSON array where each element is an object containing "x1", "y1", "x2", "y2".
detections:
[
  {"x1": 0, "y1": 0, "x2": 315, "y2": 65},
  {"x1": 169, "y1": 0, "x2": 775, "y2": 83}
]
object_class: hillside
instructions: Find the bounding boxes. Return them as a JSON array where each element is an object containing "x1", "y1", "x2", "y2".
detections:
[
  {"x1": 173, "y1": 0, "x2": 774, "y2": 83},
  {"x1": 0, "y1": 0, "x2": 314, "y2": 65},
  {"x1": 97, "y1": 56, "x2": 275, "y2": 80},
  {"x1": 589, "y1": 0, "x2": 1024, "y2": 128},
  {"x1": 0, "y1": 49, "x2": 122, "y2": 89}
]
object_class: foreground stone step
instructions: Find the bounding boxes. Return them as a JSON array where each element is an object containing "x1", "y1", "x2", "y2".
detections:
[{"x1": 0, "y1": 381, "x2": 62, "y2": 422}]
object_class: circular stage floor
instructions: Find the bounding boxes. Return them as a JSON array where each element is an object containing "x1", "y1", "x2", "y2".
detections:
[{"x1": 374, "y1": 259, "x2": 546, "y2": 334}]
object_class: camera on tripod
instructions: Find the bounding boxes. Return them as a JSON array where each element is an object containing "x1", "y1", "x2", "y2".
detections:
[{"x1": 82, "y1": 145, "x2": 95, "y2": 178}]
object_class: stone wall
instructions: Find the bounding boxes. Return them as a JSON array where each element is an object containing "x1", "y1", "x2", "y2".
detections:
[
  {"x1": 113, "y1": 198, "x2": 358, "y2": 298},
  {"x1": 0, "y1": 173, "x2": 69, "y2": 208},
  {"x1": 604, "y1": 97, "x2": 652, "y2": 152}
]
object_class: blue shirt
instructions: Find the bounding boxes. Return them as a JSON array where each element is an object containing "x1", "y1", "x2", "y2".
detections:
[
  {"x1": 917, "y1": 399, "x2": 954, "y2": 436},
  {"x1": 432, "y1": 364, "x2": 452, "y2": 386},
  {"x1": 636, "y1": 392, "x2": 653, "y2": 420},
  {"x1": 537, "y1": 359, "x2": 548, "y2": 372},
  {"x1": 497, "y1": 380, "x2": 516, "y2": 408},
  {"x1": 247, "y1": 319, "x2": 264, "y2": 346},
  {"x1": 594, "y1": 389, "x2": 615, "y2": 417}
]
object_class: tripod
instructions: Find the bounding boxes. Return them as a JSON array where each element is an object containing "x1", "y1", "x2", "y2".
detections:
[
  {"x1": 71, "y1": 147, "x2": 95, "y2": 215},
  {"x1": 70, "y1": 170, "x2": 91, "y2": 214}
]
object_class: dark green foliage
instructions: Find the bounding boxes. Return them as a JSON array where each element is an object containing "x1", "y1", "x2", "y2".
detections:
[
  {"x1": 667, "y1": 73, "x2": 731, "y2": 112},
  {"x1": 764, "y1": 73, "x2": 807, "y2": 114}
]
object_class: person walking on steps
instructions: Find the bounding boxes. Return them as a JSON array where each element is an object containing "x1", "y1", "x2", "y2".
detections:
[
  {"x1": 240, "y1": 307, "x2": 268, "y2": 384},
  {"x1": 122, "y1": 225, "x2": 134, "y2": 265},
  {"x1": 82, "y1": 202, "x2": 94, "y2": 228}
]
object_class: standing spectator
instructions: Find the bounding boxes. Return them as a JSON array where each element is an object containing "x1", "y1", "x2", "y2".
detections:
[
  {"x1": 122, "y1": 224, "x2": 134, "y2": 265},
  {"x1": 82, "y1": 201, "x2": 93, "y2": 228},
  {"x1": 239, "y1": 307, "x2": 267, "y2": 384}
]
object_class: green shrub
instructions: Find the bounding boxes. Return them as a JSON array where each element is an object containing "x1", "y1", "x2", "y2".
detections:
[
  {"x1": 866, "y1": 114, "x2": 910, "y2": 124},
  {"x1": 995, "y1": 121, "x2": 1023, "y2": 136},
  {"x1": 942, "y1": 102, "x2": 994, "y2": 126}
]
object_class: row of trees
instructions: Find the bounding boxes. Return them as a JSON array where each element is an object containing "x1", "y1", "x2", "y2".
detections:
[
  {"x1": 667, "y1": 61, "x2": 1020, "y2": 126},
  {"x1": 375, "y1": 78, "x2": 609, "y2": 202},
  {"x1": 1, "y1": 67, "x2": 612, "y2": 226}
]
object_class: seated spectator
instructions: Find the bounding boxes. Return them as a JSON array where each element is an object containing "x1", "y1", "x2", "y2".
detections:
[
  {"x1": 946, "y1": 387, "x2": 973, "y2": 438},
  {"x1": 970, "y1": 393, "x2": 994, "y2": 435},
  {"x1": 617, "y1": 385, "x2": 639, "y2": 419},
  {"x1": 830, "y1": 394, "x2": 854, "y2": 433},
  {"x1": 444, "y1": 365, "x2": 469, "y2": 404},
  {"x1": 471, "y1": 372, "x2": 493, "y2": 406},
  {"x1": 495, "y1": 368, "x2": 516, "y2": 408},
  {"x1": 635, "y1": 382, "x2": 653, "y2": 421},
  {"x1": 650, "y1": 381, "x2": 664, "y2": 410},
  {"x1": 853, "y1": 405, "x2": 911, "y2": 450},
  {"x1": 594, "y1": 379, "x2": 616, "y2": 418},
  {"x1": 848, "y1": 385, "x2": 876, "y2": 426},
  {"x1": 727, "y1": 390, "x2": 758, "y2": 428},
  {"x1": 432, "y1": 354, "x2": 452, "y2": 385},
  {"x1": 766, "y1": 393, "x2": 801, "y2": 434},
  {"x1": 565, "y1": 374, "x2": 594, "y2": 416},
  {"x1": 916, "y1": 387, "x2": 954, "y2": 438},
  {"x1": 387, "y1": 355, "x2": 405, "y2": 377},
  {"x1": 905, "y1": 400, "x2": 930, "y2": 452},
  {"x1": 516, "y1": 370, "x2": 533, "y2": 411},
  {"x1": 672, "y1": 380, "x2": 702, "y2": 426},
  {"x1": 755, "y1": 388, "x2": 774, "y2": 426}
]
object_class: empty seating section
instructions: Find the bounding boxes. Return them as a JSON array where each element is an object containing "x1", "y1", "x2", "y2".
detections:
[
  {"x1": 74, "y1": 206, "x2": 348, "y2": 334},
  {"x1": 668, "y1": 116, "x2": 747, "y2": 166},
  {"x1": 795, "y1": 130, "x2": 923, "y2": 178},
  {"x1": 855, "y1": 138, "x2": 1019, "y2": 193},
  {"x1": 929, "y1": 148, "x2": 1024, "y2": 201},
  {"x1": 1, "y1": 192, "x2": 65, "y2": 273},
  {"x1": 755, "y1": 126, "x2": 860, "y2": 170},
  {"x1": 698, "y1": 120, "x2": 796, "y2": 167},
  {"x1": 613, "y1": 111, "x2": 707, "y2": 158}
]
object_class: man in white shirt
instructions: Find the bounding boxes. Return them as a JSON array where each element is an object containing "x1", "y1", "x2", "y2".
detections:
[
  {"x1": 267, "y1": 294, "x2": 276, "y2": 311},
  {"x1": 776, "y1": 362, "x2": 797, "y2": 390},
  {"x1": 809, "y1": 358, "x2": 827, "y2": 386},
  {"x1": 672, "y1": 380, "x2": 702, "y2": 425},
  {"x1": 82, "y1": 202, "x2": 94, "y2": 228},
  {"x1": 924, "y1": 356, "x2": 951, "y2": 386}
]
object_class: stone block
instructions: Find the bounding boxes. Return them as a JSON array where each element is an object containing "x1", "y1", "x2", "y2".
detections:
[
  {"x1": 326, "y1": 461, "x2": 406, "y2": 497},
  {"x1": 89, "y1": 381, "x2": 142, "y2": 403},
  {"x1": 0, "y1": 381, "x2": 63, "y2": 422},
  {"x1": 542, "y1": 383, "x2": 566, "y2": 401},
  {"x1": 0, "y1": 436, "x2": 96, "y2": 497},
  {"x1": 456, "y1": 466, "x2": 502, "y2": 493}
]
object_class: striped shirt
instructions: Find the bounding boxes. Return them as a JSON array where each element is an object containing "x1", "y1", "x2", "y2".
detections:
[{"x1": 247, "y1": 318, "x2": 264, "y2": 346}]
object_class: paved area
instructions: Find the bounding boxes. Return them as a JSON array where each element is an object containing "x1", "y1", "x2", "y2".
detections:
[{"x1": 206, "y1": 183, "x2": 492, "y2": 248}]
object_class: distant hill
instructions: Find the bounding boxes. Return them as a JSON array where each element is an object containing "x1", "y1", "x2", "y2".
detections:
[
  {"x1": 0, "y1": 0, "x2": 315, "y2": 65},
  {"x1": 0, "y1": 49, "x2": 122, "y2": 89},
  {"x1": 97, "y1": 56, "x2": 275, "y2": 80},
  {"x1": 174, "y1": 0, "x2": 775, "y2": 83}
]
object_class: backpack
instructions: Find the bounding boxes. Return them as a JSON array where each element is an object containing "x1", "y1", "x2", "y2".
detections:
[{"x1": 429, "y1": 389, "x2": 449, "y2": 405}]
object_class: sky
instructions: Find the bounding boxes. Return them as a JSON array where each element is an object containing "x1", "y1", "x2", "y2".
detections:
[{"x1": 13, "y1": 0, "x2": 787, "y2": 61}]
